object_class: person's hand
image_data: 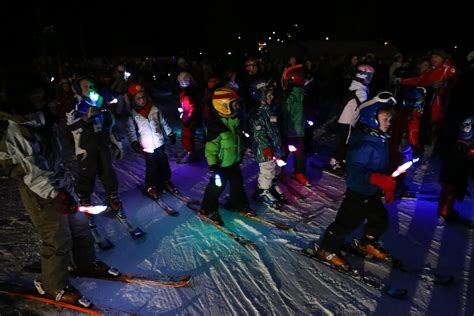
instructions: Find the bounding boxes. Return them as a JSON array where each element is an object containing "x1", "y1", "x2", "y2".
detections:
[
  {"x1": 53, "y1": 189, "x2": 77, "y2": 214},
  {"x1": 168, "y1": 133, "x2": 177, "y2": 145},
  {"x1": 369, "y1": 173, "x2": 396, "y2": 204},
  {"x1": 262, "y1": 147, "x2": 273, "y2": 161},
  {"x1": 131, "y1": 141, "x2": 143, "y2": 154}
]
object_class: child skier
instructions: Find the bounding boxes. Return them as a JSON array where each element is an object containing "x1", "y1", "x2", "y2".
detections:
[
  {"x1": 199, "y1": 87, "x2": 254, "y2": 226},
  {"x1": 327, "y1": 64, "x2": 374, "y2": 176},
  {"x1": 280, "y1": 64, "x2": 311, "y2": 186},
  {"x1": 176, "y1": 71, "x2": 200, "y2": 164},
  {"x1": 248, "y1": 78, "x2": 287, "y2": 205},
  {"x1": 125, "y1": 82, "x2": 177, "y2": 200},
  {"x1": 314, "y1": 92, "x2": 397, "y2": 270}
]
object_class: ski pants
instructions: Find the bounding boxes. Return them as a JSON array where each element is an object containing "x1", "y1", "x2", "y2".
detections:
[
  {"x1": 201, "y1": 163, "x2": 249, "y2": 214},
  {"x1": 18, "y1": 182, "x2": 96, "y2": 293},
  {"x1": 319, "y1": 189, "x2": 389, "y2": 253},
  {"x1": 75, "y1": 145, "x2": 119, "y2": 199},
  {"x1": 181, "y1": 123, "x2": 196, "y2": 153},
  {"x1": 145, "y1": 145, "x2": 171, "y2": 191},
  {"x1": 287, "y1": 137, "x2": 306, "y2": 174},
  {"x1": 332, "y1": 123, "x2": 351, "y2": 164},
  {"x1": 258, "y1": 160, "x2": 281, "y2": 190}
]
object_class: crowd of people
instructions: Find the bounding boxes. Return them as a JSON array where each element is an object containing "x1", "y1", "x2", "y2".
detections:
[{"x1": 1, "y1": 47, "x2": 473, "y2": 307}]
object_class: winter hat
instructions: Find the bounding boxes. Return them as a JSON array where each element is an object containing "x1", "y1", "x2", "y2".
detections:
[{"x1": 128, "y1": 82, "x2": 144, "y2": 96}]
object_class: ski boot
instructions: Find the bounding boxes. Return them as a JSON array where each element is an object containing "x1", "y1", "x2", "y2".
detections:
[
  {"x1": 34, "y1": 280, "x2": 92, "y2": 308},
  {"x1": 69, "y1": 260, "x2": 120, "y2": 278},
  {"x1": 292, "y1": 173, "x2": 312, "y2": 187},
  {"x1": 253, "y1": 188, "x2": 279, "y2": 207},
  {"x1": 163, "y1": 180, "x2": 179, "y2": 195},
  {"x1": 147, "y1": 186, "x2": 160, "y2": 200},
  {"x1": 269, "y1": 184, "x2": 288, "y2": 204},
  {"x1": 107, "y1": 193, "x2": 126, "y2": 219},
  {"x1": 352, "y1": 236, "x2": 392, "y2": 261},
  {"x1": 313, "y1": 245, "x2": 352, "y2": 272},
  {"x1": 198, "y1": 210, "x2": 225, "y2": 226}
]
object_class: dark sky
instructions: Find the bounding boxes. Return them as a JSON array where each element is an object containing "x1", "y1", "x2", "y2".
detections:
[{"x1": 4, "y1": 0, "x2": 471, "y2": 60}]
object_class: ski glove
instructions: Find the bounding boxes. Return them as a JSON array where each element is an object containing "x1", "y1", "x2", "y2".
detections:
[
  {"x1": 168, "y1": 132, "x2": 177, "y2": 145},
  {"x1": 369, "y1": 173, "x2": 396, "y2": 204},
  {"x1": 131, "y1": 141, "x2": 143, "y2": 154},
  {"x1": 53, "y1": 189, "x2": 77, "y2": 214},
  {"x1": 262, "y1": 147, "x2": 273, "y2": 161}
]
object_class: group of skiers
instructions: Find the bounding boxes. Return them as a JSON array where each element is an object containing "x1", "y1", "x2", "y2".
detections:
[{"x1": 1, "y1": 47, "x2": 473, "y2": 308}]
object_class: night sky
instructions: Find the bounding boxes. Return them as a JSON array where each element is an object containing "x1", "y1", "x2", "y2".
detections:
[{"x1": 4, "y1": 1, "x2": 471, "y2": 60}]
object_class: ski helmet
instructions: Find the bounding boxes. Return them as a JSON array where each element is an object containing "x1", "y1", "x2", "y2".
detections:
[
  {"x1": 358, "y1": 91, "x2": 397, "y2": 129},
  {"x1": 212, "y1": 87, "x2": 239, "y2": 117},
  {"x1": 249, "y1": 78, "x2": 276, "y2": 102},
  {"x1": 177, "y1": 72, "x2": 193, "y2": 88},
  {"x1": 128, "y1": 82, "x2": 144, "y2": 96},
  {"x1": 402, "y1": 86, "x2": 426, "y2": 110},
  {"x1": 355, "y1": 64, "x2": 375, "y2": 85},
  {"x1": 459, "y1": 117, "x2": 474, "y2": 141},
  {"x1": 283, "y1": 64, "x2": 305, "y2": 87}
]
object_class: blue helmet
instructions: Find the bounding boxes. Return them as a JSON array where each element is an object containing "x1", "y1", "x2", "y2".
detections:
[
  {"x1": 459, "y1": 117, "x2": 473, "y2": 141},
  {"x1": 358, "y1": 91, "x2": 397, "y2": 129},
  {"x1": 401, "y1": 86, "x2": 426, "y2": 110},
  {"x1": 249, "y1": 78, "x2": 276, "y2": 102}
]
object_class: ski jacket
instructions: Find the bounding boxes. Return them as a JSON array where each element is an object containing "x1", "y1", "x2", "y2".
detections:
[
  {"x1": 205, "y1": 113, "x2": 242, "y2": 168},
  {"x1": 0, "y1": 111, "x2": 62, "y2": 199},
  {"x1": 126, "y1": 104, "x2": 173, "y2": 151},
  {"x1": 280, "y1": 86, "x2": 305, "y2": 137},
  {"x1": 249, "y1": 104, "x2": 284, "y2": 163},
  {"x1": 66, "y1": 97, "x2": 120, "y2": 158},
  {"x1": 338, "y1": 80, "x2": 369, "y2": 126},
  {"x1": 179, "y1": 88, "x2": 197, "y2": 125},
  {"x1": 345, "y1": 128, "x2": 390, "y2": 196}
]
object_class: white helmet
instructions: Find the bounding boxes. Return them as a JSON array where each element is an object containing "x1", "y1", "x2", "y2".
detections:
[{"x1": 177, "y1": 72, "x2": 193, "y2": 88}]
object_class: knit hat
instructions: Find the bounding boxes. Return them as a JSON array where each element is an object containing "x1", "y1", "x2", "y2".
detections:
[{"x1": 128, "y1": 82, "x2": 144, "y2": 96}]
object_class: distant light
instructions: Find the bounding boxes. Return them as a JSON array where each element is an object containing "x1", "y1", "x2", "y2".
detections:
[
  {"x1": 268, "y1": 36, "x2": 272, "y2": 40},
  {"x1": 454, "y1": 45, "x2": 458, "y2": 49},
  {"x1": 272, "y1": 31, "x2": 276, "y2": 34},
  {"x1": 199, "y1": 51, "x2": 203, "y2": 55},
  {"x1": 287, "y1": 33, "x2": 292, "y2": 38},
  {"x1": 281, "y1": 40, "x2": 284, "y2": 43},
  {"x1": 237, "y1": 36, "x2": 241, "y2": 40},
  {"x1": 50, "y1": 77, "x2": 55, "y2": 82},
  {"x1": 277, "y1": 38, "x2": 281, "y2": 42},
  {"x1": 145, "y1": 57, "x2": 149, "y2": 60},
  {"x1": 168, "y1": 73, "x2": 171, "y2": 77},
  {"x1": 227, "y1": 51, "x2": 232, "y2": 55},
  {"x1": 293, "y1": 24, "x2": 298, "y2": 27},
  {"x1": 288, "y1": 145, "x2": 297, "y2": 152},
  {"x1": 325, "y1": 37, "x2": 329, "y2": 41},
  {"x1": 384, "y1": 41, "x2": 389, "y2": 45},
  {"x1": 307, "y1": 120, "x2": 314, "y2": 126},
  {"x1": 242, "y1": 131, "x2": 250, "y2": 138},
  {"x1": 124, "y1": 71, "x2": 131, "y2": 80}
]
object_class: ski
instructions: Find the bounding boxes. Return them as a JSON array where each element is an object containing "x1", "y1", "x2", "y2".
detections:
[
  {"x1": 223, "y1": 204, "x2": 294, "y2": 231},
  {"x1": 114, "y1": 213, "x2": 146, "y2": 238},
  {"x1": 286, "y1": 244, "x2": 408, "y2": 299},
  {"x1": 20, "y1": 263, "x2": 191, "y2": 288},
  {"x1": 341, "y1": 239, "x2": 454, "y2": 286},
  {"x1": 288, "y1": 176, "x2": 336, "y2": 203},
  {"x1": 165, "y1": 187, "x2": 200, "y2": 205},
  {"x1": 87, "y1": 215, "x2": 114, "y2": 250},
  {"x1": 137, "y1": 185, "x2": 179, "y2": 216},
  {"x1": 0, "y1": 282, "x2": 134, "y2": 316},
  {"x1": 279, "y1": 177, "x2": 310, "y2": 203}
]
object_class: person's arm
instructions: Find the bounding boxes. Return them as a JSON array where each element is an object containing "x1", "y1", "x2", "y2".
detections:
[
  {"x1": 4, "y1": 123, "x2": 58, "y2": 199},
  {"x1": 205, "y1": 134, "x2": 222, "y2": 167}
]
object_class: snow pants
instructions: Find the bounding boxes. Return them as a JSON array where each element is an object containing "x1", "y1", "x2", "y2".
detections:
[
  {"x1": 75, "y1": 145, "x2": 119, "y2": 199},
  {"x1": 18, "y1": 182, "x2": 95, "y2": 293},
  {"x1": 201, "y1": 163, "x2": 249, "y2": 214},
  {"x1": 145, "y1": 145, "x2": 171, "y2": 191},
  {"x1": 287, "y1": 137, "x2": 306, "y2": 174},
  {"x1": 258, "y1": 160, "x2": 281, "y2": 190},
  {"x1": 181, "y1": 123, "x2": 196, "y2": 153},
  {"x1": 319, "y1": 189, "x2": 389, "y2": 253}
]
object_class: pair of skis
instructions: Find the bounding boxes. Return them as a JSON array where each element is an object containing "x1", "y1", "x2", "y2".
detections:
[{"x1": 2, "y1": 267, "x2": 192, "y2": 315}]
